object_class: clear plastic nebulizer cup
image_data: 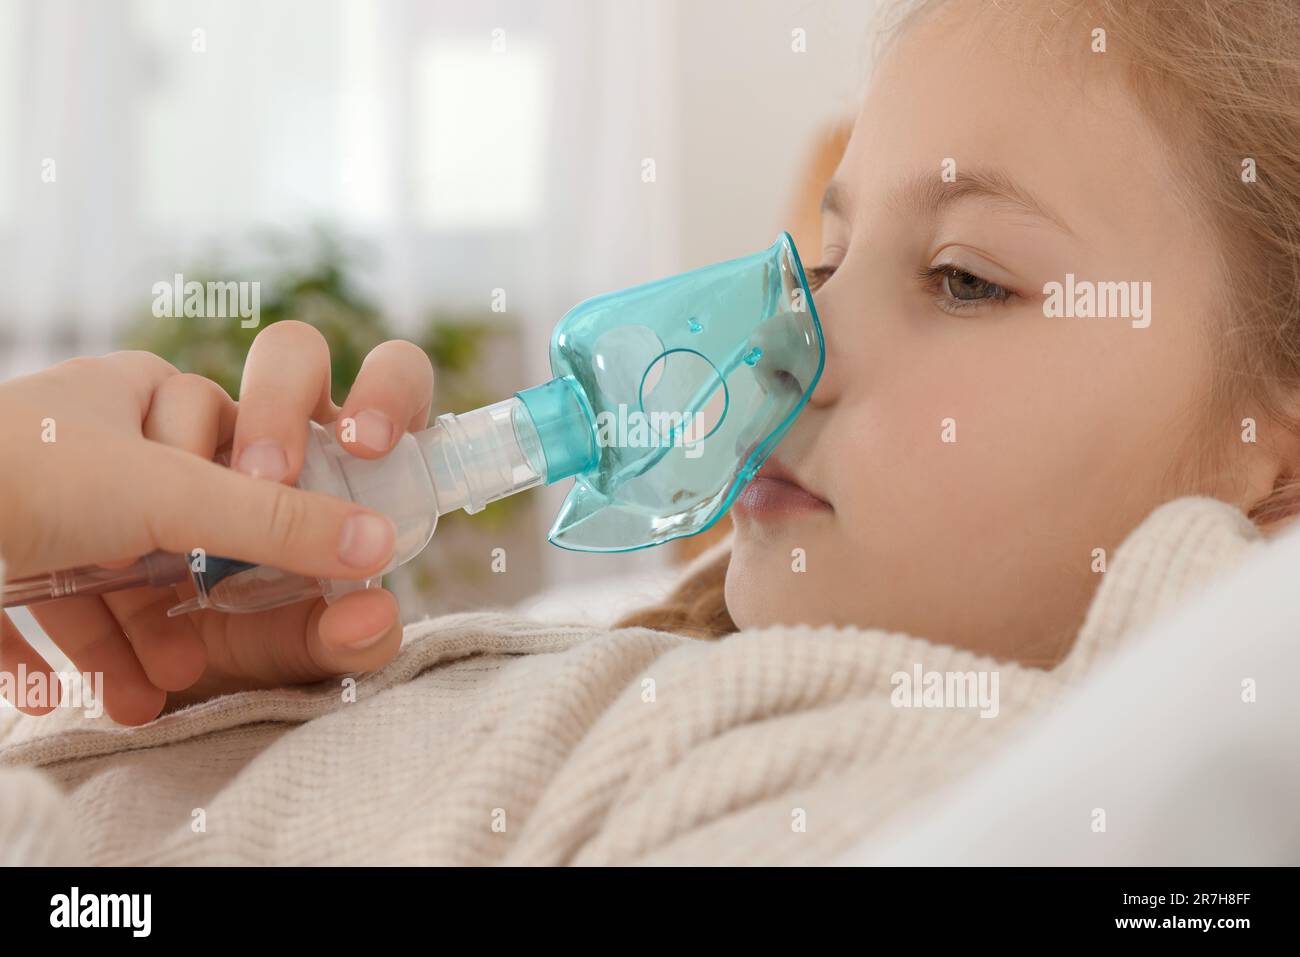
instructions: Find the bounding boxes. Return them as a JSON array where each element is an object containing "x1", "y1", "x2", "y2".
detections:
[
  {"x1": 1, "y1": 231, "x2": 827, "y2": 616},
  {"x1": 167, "y1": 396, "x2": 557, "y2": 615}
]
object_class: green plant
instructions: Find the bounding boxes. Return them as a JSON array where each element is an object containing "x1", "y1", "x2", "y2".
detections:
[
  {"x1": 124, "y1": 225, "x2": 515, "y2": 402},
  {"x1": 124, "y1": 226, "x2": 391, "y2": 404}
]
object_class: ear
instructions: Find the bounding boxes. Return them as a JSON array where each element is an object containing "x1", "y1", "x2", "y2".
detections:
[{"x1": 1238, "y1": 406, "x2": 1300, "y2": 527}]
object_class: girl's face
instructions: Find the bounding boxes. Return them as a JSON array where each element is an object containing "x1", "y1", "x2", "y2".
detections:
[{"x1": 726, "y1": 1, "x2": 1259, "y2": 663}]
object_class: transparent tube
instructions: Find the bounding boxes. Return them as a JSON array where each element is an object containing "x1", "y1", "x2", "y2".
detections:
[
  {"x1": 0, "y1": 553, "x2": 190, "y2": 605},
  {"x1": 417, "y1": 397, "x2": 550, "y2": 514}
]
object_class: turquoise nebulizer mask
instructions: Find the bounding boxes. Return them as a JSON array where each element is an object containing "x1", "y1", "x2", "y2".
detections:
[{"x1": 0, "y1": 232, "x2": 826, "y2": 615}]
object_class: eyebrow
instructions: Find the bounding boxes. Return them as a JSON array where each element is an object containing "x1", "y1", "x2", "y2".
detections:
[{"x1": 822, "y1": 168, "x2": 1073, "y2": 235}]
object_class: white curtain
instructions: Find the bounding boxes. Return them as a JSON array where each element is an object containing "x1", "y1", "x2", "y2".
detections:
[{"x1": 0, "y1": 0, "x2": 684, "y2": 377}]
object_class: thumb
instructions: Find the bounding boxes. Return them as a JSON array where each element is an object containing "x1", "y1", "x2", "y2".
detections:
[{"x1": 139, "y1": 439, "x2": 397, "y2": 581}]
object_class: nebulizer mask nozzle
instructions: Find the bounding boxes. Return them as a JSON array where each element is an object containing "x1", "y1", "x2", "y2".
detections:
[{"x1": 0, "y1": 233, "x2": 826, "y2": 615}]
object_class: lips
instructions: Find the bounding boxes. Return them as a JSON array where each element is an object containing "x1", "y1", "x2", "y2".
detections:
[{"x1": 734, "y1": 455, "x2": 831, "y2": 518}]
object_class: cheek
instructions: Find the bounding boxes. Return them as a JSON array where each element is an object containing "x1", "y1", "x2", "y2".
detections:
[
  {"x1": 827, "y1": 362, "x2": 1025, "y2": 535},
  {"x1": 853, "y1": 330, "x2": 1201, "y2": 550},
  {"x1": 826, "y1": 343, "x2": 1138, "y2": 547}
]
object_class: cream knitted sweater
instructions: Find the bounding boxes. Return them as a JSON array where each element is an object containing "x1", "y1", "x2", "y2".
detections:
[{"x1": 0, "y1": 497, "x2": 1260, "y2": 865}]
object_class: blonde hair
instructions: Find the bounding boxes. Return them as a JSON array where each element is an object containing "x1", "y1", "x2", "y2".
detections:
[
  {"x1": 613, "y1": 544, "x2": 736, "y2": 638},
  {"x1": 621, "y1": 0, "x2": 1300, "y2": 636}
]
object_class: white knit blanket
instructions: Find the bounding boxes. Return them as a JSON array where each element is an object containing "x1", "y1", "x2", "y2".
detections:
[{"x1": 0, "y1": 497, "x2": 1259, "y2": 864}]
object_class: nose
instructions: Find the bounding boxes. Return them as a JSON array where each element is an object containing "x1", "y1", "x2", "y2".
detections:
[
  {"x1": 747, "y1": 307, "x2": 822, "y2": 403},
  {"x1": 805, "y1": 290, "x2": 843, "y2": 409}
]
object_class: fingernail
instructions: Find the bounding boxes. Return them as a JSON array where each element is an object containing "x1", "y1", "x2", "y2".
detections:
[
  {"x1": 351, "y1": 410, "x2": 395, "y2": 453},
  {"x1": 338, "y1": 513, "x2": 395, "y2": 569},
  {"x1": 345, "y1": 624, "x2": 390, "y2": 650},
  {"x1": 236, "y1": 441, "x2": 288, "y2": 482}
]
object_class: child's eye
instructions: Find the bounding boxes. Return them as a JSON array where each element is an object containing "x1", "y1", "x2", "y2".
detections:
[{"x1": 921, "y1": 265, "x2": 1014, "y2": 314}]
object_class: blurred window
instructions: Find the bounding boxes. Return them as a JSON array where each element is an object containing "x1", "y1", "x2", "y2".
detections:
[{"x1": 413, "y1": 38, "x2": 549, "y2": 229}]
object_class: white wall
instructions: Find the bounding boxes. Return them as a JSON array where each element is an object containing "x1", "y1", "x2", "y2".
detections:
[{"x1": 674, "y1": 0, "x2": 877, "y2": 266}]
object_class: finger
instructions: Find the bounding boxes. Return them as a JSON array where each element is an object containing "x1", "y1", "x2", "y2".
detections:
[
  {"x1": 170, "y1": 589, "x2": 401, "y2": 690},
  {"x1": 138, "y1": 439, "x2": 396, "y2": 580},
  {"x1": 101, "y1": 587, "x2": 208, "y2": 693},
  {"x1": 28, "y1": 598, "x2": 167, "y2": 726},
  {"x1": 54, "y1": 350, "x2": 180, "y2": 420},
  {"x1": 336, "y1": 340, "x2": 435, "y2": 458},
  {"x1": 144, "y1": 371, "x2": 238, "y2": 458},
  {"x1": 0, "y1": 613, "x2": 60, "y2": 716},
  {"x1": 97, "y1": 375, "x2": 240, "y2": 574},
  {"x1": 308, "y1": 588, "x2": 403, "y2": 674},
  {"x1": 232, "y1": 321, "x2": 338, "y2": 485}
]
